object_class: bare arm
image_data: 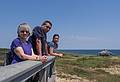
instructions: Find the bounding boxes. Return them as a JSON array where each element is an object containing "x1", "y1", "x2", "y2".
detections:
[
  {"x1": 49, "y1": 47, "x2": 63, "y2": 57},
  {"x1": 14, "y1": 47, "x2": 37, "y2": 60},
  {"x1": 31, "y1": 48, "x2": 48, "y2": 62},
  {"x1": 36, "y1": 38, "x2": 42, "y2": 56},
  {"x1": 45, "y1": 43, "x2": 50, "y2": 56}
]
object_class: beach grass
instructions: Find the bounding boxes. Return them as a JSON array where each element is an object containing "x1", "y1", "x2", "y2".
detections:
[{"x1": 55, "y1": 53, "x2": 120, "y2": 82}]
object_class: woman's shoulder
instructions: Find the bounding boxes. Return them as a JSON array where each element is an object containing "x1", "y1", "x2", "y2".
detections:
[
  {"x1": 11, "y1": 38, "x2": 22, "y2": 49},
  {"x1": 12, "y1": 38, "x2": 21, "y2": 43}
]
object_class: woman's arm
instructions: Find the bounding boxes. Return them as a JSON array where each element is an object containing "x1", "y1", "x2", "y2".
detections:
[{"x1": 14, "y1": 47, "x2": 37, "y2": 60}]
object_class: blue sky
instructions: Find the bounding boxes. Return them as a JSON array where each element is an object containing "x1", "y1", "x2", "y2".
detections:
[{"x1": 0, "y1": 0, "x2": 120, "y2": 49}]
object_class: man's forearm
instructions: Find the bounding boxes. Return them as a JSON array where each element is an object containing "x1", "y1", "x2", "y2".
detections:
[{"x1": 36, "y1": 39, "x2": 42, "y2": 56}]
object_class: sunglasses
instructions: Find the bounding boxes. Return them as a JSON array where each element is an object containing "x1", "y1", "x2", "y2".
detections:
[
  {"x1": 20, "y1": 30, "x2": 29, "y2": 33},
  {"x1": 46, "y1": 25, "x2": 51, "y2": 29}
]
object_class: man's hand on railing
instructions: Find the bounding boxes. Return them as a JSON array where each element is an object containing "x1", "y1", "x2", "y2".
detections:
[
  {"x1": 39, "y1": 55, "x2": 48, "y2": 63},
  {"x1": 58, "y1": 53, "x2": 64, "y2": 57}
]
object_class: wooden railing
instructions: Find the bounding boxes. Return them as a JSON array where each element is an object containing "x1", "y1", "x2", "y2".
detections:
[{"x1": 0, "y1": 56, "x2": 55, "y2": 82}]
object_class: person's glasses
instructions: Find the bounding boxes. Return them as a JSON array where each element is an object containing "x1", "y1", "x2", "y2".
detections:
[
  {"x1": 20, "y1": 30, "x2": 29, "y2": 33},
  {"x1": 46, "y1": 26, "x2": 51, "y2": 30}
]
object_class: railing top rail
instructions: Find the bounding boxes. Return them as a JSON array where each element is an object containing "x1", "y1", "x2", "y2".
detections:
[{"x1": 0, "y1": 56, "x2": 55, "y2": 82}]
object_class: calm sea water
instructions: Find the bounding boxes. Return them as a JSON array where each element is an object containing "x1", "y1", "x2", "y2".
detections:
[{"x1": 58, "y1": 50, "x2": 120, "y2": 56}]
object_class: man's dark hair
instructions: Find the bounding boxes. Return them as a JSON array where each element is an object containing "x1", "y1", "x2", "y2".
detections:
[
  {"x1": 42, "y1": 20, "x2": 52, "y2": 26},
  {"x1": 53, "y1": 34, "x2": 59, "y2": 39}
]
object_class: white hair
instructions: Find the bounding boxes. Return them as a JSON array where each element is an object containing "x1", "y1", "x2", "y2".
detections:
[{"x1": 17, "y1": 23, "x2": 31, "y2": 36}]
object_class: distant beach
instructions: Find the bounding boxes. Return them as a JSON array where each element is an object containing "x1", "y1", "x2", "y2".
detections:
[{"x1": 58, "y1": 49, "x2": 120, "y2": 56}]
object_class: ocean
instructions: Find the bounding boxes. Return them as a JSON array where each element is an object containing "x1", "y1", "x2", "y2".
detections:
[{"x1": 58, "y1": 49, "x2": 120, "y2": 56}]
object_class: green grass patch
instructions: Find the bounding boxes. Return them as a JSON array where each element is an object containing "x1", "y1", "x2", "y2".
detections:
[{"x1": 55, "y1": 53, "x2": 120, "y2": 82}]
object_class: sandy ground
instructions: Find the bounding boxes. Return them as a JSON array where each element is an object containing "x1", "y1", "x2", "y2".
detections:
[
  {"x1": 95, "y1": 65, "x2": 120, "y2": 75},
  {"x1": 56, "y1": 65, "x2": 120, "y2": 82},
  {"x1": 56, "y1": 57, "x2": 120, "y2": 82},
  {"x1": 56, "y1": 77, "x2": 95, "y2": 82},
  {"x1": 56, "y1": 73, "x2": 96, "y2": 82}
]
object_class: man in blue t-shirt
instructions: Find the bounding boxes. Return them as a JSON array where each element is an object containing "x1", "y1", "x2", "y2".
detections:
[
  {"x1": 29, "y1": 20, "x2": 52, "y2": 56},
  {"x1": 28, "y1": 20, "x2": 52, "y2": 82},
  {"x1": 47, "y1": 34, "x2": 63, "y2": 78},
  {"x1": 47, "y1": 34, "x2": 63, "y2": 57}
]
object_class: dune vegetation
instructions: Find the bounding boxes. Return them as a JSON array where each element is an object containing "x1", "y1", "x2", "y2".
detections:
[{"x1": 55, "y1": 53, "x2": 120, "y2": 82}]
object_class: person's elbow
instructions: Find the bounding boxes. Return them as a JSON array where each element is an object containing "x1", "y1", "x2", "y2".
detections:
[
  {"x1": 19, "y1": 54, "x2": 27, "y2": 60},
  {"x1": 49, "y1": 52, "x2": 55, "y2": 56}
]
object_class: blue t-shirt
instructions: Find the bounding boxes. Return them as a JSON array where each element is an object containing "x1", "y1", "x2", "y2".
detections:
[
  {"x1": 10, "y1": 38, "x2": 32, "y2": 64},
  {"x1": 47, "y1": 41, "x2": 58, "y2": 53},
  {"x1": 28, "y1": 26, "x2": 47, "y2": 55}
]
